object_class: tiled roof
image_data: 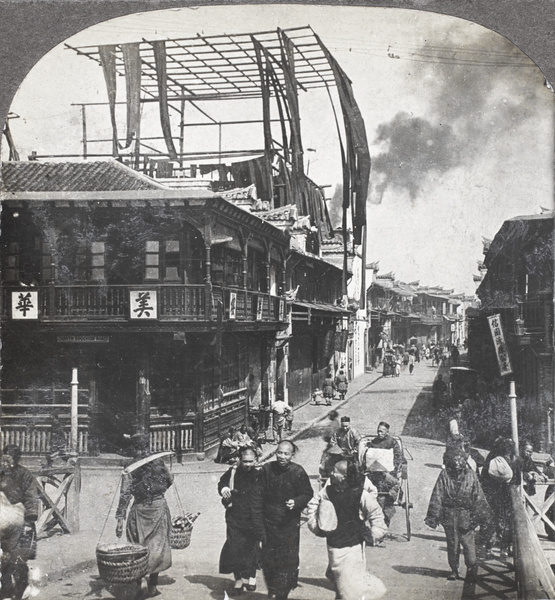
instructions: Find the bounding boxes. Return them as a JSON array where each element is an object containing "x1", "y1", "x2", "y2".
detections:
[{"x1": 0, "y1": 160, "x2": 165, "y2": 193}]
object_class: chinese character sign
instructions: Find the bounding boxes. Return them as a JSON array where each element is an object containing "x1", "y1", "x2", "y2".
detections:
[
  {"x1": 229, "y1": 292, "x2": 237, "y2": 321},
  {"x1": 279, "y1": 299, "x2": 285, "y2": 322},
  {"x1": 487, "y1": 314, "x2": 513, "y2": 376},
  {"x1": 130, "y1": 290, "x2": 157, "y2": 319},
  {"x1": 12, "y1": 291, "x2": 38, "y2": 319},
  {"x1": 256, "y1": 296, "x2": 264, "y2": 321}
]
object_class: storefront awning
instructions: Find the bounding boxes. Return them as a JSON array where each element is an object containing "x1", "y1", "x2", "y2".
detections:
[{"x1": 291, "y1": 300, "x2": 349, "y2": 322}]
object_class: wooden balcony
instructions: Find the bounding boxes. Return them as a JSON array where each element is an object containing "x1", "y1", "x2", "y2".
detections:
[{"x1": 3, "y1": 284, "x2": 286, "y2": 325}]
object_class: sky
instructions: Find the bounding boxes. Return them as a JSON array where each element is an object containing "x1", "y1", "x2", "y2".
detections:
[{"x1": 4, "y1": 5, "x2": 554, "y2": 295}]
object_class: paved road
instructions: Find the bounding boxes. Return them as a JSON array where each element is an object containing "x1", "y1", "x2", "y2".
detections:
[{"x1": 33, "y1": 359, "x2": 517, "y2": 599}]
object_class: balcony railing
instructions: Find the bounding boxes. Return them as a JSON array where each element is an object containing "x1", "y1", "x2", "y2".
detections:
[
  {"x1": 0, "y1": 423, "x2": 89, "y2": 455},
  {"x1": 150, "y1": 421, "x2": 195, "y2": 453},
  {"x1": 3, "y1": 285, "x2": 286, "y2": 324}
]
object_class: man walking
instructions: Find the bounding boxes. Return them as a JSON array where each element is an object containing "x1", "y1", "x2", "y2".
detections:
[
  {"x1": 425, "y1": 448, "x2": 492, "y2": 585},
  {"x1": 259, "y1": 440, "x2": 313, "y2": 600},
  {"x1": 323, "y1": 371, "x2": 336, "y2": 406},
  {"x1": 307, "y1": 460, "x2": 387, "y2": 600},
  {"x1": 334, "y1": 370, "x2": 348, "y2": 401},
  {"x1": 432, "y1": 374, "x2": 448, "y2": 408},
  {"x1": 0, "y1": 444, "x2": 39, "y2": 600},
  {"x1": 271, "y1": 393, "x2": 291, "y2": 443},
  {"x1": 218, "y1": 446, "x2": 265, "y2": 596}
]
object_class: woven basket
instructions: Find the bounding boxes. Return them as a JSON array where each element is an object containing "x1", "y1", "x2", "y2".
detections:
[
  {"x1": 170, "y1": 522, "x2": 193, "y2": 550},
  {"x1": 96, "y1": 543, "x2": 149, "y2": 583}
]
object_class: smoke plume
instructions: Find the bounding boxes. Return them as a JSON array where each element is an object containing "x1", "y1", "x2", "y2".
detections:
[{"x1": 369, "y1": 27, "x2": 545, "y2": 204}]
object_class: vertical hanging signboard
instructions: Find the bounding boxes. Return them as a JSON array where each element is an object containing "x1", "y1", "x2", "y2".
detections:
[
  {"x1": 279, "y1": 298, "x2": 286, "y2": 322},
  {"x1": 487, "y1": 314, "x2": 513, "y2": 376},
  {"x1": 256, "y1": 296, "x2": 264, "y2": 321},
  {"x1": 229, "y1": 292, "x2": 237, "y2": 321}
]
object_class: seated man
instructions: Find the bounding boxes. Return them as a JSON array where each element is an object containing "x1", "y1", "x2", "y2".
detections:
[
  {"x1": 216, "y1": 428, "x2": 240, "y2": 464},
  {"x1": 366, "y1": 422, "x2": 404, "y2": 478},
  {"x1": 366, "y1": 462, "x2": 400, "y2": 529},
  {"x1": 330, "y1": 416, "x2": 361, "y2": 460}
]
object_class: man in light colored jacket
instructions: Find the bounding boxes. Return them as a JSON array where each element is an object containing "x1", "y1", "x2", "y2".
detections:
[{"x1": 307, "y1": 460, "x2": 387, "y2": 600}]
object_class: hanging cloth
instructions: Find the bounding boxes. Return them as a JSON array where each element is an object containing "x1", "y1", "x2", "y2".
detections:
[
  {"x1": 121, "y1": 43, "x2": 141, "y2": 150},
  {"x1": 152, "y1": 40, "x2": 178, "y2": 160},
  {"x1": 316, "y1": 35, "x2": 370, "y2": 246},
  {"x1": 2, "y1": 121, "x2": 20, "y2": 161},
  {"x1": 279, "y1": 32, "x2": 304, "y2": 179},
  {"x1": 251, "y1": 38, "x2": 275, "y2": 204},
  {"x1": 98, "y1": 45, "x2": 119, "y2": 157}
]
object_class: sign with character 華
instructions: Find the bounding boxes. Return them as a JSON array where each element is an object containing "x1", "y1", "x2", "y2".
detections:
[
  {"x1": 129, "y1": 290, "x2": 158, "y2": 320},
  {"x1": 487, "y1": 313, "x2": 513, "y2": 376},
  {"x1": 12, "y1": 291, "x2": 38, "y2": 320}
]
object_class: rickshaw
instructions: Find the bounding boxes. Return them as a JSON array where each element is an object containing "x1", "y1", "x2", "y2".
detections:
[{"x1": 357, "y1": 435, "x2": 413, "y2": 541}]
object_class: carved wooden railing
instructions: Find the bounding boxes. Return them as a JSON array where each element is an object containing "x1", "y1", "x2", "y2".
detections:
[
  {"x1": 1, "y1": 392, "x2": 90, "y2": 454},
  {"x1": 3, "y1": 285, "x2": 285, "y2": 323},
  {"x1": 149, "y1": 421, "x2": 195, "y2": 453},
  {"x1": 0, "y1": 424, "x2": 89, "y2": 454}
]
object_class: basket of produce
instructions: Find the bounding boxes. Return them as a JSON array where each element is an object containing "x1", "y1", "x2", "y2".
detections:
[
  {"x1": 170, "y1": 512, "x2": 199, "y2": 550},
  {"x1": 96, "y1": 543, "x2": 149, "y2": 584}
]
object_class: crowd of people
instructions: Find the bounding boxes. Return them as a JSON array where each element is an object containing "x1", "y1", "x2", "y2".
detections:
[
  {"x1": 1, "y1": 351, "x2": 552, "y2": 600},
  {"x1": 214, "y1": 417, "x2": 410, "y2": 600}
]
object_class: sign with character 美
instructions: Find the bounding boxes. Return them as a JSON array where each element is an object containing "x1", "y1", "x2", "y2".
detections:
[{"x1": 129, "y1": 290, "x2": 158, "y2": 320}]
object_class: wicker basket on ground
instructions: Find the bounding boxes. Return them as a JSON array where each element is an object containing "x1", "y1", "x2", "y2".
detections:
[{"x1": 96, "y1": 543, "x2": 149, "y2": 584}]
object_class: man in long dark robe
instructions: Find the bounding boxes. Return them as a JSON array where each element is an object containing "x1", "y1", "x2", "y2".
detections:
[
  {"x1": 426, "y1": 448, "x2": 492, "y2": 585},
  {"x1": 260, "y1": 440, "x2": 313, "y2": 600},
  {"x1": 116, "y1": 433, "x2": 173, "y2": 598},
  {"x1": 218, "y1": 446, "x2": 265, "y2": 595}
]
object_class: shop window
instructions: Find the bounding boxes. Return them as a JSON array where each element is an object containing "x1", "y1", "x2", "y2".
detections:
[
  {"x1": 247, "y1": 248, "x2": 268, "y2": 292},
  {"x1": 225, "y1": 251, "x2": 241, "y2": 287},
  {"x1": 75, "y1": 246, "x2": 89, "y2": 281},
  {"x1": 145, "y1": 241, "x2": 160, "y2": 280},
  {"x1": 3, "y1": 242, "x2": 19, "y2": 282},
  {"x1": 91, "y1": 242, "x2": 105, "y2": 281},
  {"x1": 41, "y1": 242, "x2": 52, "y2": 282},
  {"x1": 145, "y1": 240, "x2": 183, "y2": 282},
  {"x1": 164, "y1": 240, "x2": 180, "y2": 281}
]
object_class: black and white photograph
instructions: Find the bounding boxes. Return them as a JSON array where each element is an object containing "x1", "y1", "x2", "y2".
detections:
[{"x1": 0, "y1": 2, "x2": 554, "y2": 599}]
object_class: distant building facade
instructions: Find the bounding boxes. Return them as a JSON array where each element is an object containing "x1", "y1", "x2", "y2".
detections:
[{"x1": 468, "y1": 212, "x2": 554, "y2": 450}]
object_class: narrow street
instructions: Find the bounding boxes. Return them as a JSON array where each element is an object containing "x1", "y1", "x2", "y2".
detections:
[{"x1": 35, "y1": 359, "x2": 516, "y2": 600}]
